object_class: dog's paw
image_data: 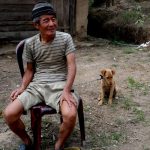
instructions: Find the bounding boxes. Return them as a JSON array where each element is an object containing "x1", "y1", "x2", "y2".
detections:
[
  {"x1": 108, "y1": 99, "x2": 112, "y2": 105},
  {"x1": 98, "y1": 100, "x2": 103, "y2": 106}
]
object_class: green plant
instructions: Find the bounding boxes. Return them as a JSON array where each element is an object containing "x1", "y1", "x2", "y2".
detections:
[
  {"x1": 115, "y1": 6, "x2": 146, "y2": 26},
  {"x1": 111, "y1": 132, "x2": 123, "y2": 141},
  {"x1": 122, "y1": 11, "x2": 139, "y2": 24},
  {"x1": 89, "y1": 0, "x2": 94, "y2": 7}
]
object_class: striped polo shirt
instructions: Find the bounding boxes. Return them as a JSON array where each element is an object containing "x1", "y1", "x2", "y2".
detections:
[{"x1": 23, "y1": 31, "x2": 76, "y2": 83}]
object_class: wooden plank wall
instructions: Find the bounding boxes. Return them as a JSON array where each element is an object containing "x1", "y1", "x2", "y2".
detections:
[
  {"x1": 0, "y1": 0, "x2": 36, "y2": 41},
  {"x1": 0, "y1": 0, "x2": 76, "y2": 41},
  {"x1": 50, "y1": 0, "x2": 76, "y2": 34}
]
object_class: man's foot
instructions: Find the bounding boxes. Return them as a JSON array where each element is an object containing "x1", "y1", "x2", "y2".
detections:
[
  {"x1": 55, "y1": 146, "x2": 64, "y2": 150},
  {"x1": 18, "y1": 144, "x2": 32, "y2": 150},
  {"x1": 64, "y1": 147, "x2": 81, "y2": 150}
]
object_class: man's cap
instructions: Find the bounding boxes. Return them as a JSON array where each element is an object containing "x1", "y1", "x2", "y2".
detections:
[{"x1": 32, "y1": 1, "x2": 56, "y2": 22}]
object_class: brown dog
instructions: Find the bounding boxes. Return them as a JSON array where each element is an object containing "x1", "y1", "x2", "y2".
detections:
[{"x1": 98, "y1": 68, "x2": 117, "y2": 105}]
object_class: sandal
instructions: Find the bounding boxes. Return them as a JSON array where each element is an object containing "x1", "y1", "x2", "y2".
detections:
[{"x1": 18, "y1": 144, "x2": 32, "y2": 150}]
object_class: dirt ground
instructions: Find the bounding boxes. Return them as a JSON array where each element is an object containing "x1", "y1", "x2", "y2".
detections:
[{"x1": 0, "y1": 37, "x2": 150, "y2": 150}]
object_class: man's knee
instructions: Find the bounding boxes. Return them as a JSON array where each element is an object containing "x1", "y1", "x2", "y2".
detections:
[
  {"x1": 3, "y1": 100, "x2": 23, "y2": 124},
  {"x1": 61, "y1": 100, "x2": 77, "y2": 124},
  {"x1": 62, "y1": 109, "x2": 77, "y2": 124},
  {"x1": 3, "y1": 108, "x2": 14, "y2": 124}
]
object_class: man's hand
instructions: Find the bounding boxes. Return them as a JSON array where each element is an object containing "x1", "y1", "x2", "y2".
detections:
[
  {"x1": 60, "y1": 90, "x2": 77, "y2": 108},
  {"x1": 10, "y1": 87, "x2": 25, "y2": 101}
]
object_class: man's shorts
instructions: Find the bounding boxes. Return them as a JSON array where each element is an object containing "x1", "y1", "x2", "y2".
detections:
[{"x1": 18, "y1": 81, "x2": 79, "y2": 113}]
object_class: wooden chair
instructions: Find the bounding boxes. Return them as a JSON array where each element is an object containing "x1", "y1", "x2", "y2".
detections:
[{"x1": 16, "y1": 40, "x2": 85, "y2": 150}]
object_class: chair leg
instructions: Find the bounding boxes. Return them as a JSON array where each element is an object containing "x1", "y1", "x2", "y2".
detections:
[
  {"x1": 31, "y1": 109, "x2": 42, "y2": 150},
  {"x1": 78, "y1": 98, "x2": 85, "y2": 146}
]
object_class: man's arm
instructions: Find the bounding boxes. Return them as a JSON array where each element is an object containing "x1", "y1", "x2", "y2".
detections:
[
  {"x1": 64, "y1": 52, "x2": 76, "y2": 92},
  {"x1": 20, "y1": 62, "x2": 34, "y2": 90},
  {"x1": 60, "y1": 52, "x2": 77, "y2": 107},
  {"x1": 10, "y1": 62, "x2": 34, "y2": 101}
]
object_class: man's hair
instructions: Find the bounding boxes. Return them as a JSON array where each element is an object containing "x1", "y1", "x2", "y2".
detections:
[{"x1": 32, "y1": 1, "x2": 56, "y2": 23}]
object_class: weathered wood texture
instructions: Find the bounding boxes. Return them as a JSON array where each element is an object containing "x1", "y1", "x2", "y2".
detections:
[{"x1": 0, "y1": 0, "x2": 76, "y2": 41}]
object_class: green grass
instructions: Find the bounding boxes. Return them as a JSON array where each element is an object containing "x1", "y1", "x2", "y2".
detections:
[
  {"x1": 111, "y1": 64, "x2": 118, "y2": 67},
  {"x1": 123, "y1": 47, "x2": 137, "y2": 54},
  {"x1": 133, "y1": 107, "x2": 145, "y2": 122},
  {"x1": 127, "y1": 76, "x2": 143, "y2": 89},
  {"x1": 97, "y1": 131, "x2": 126, "y2": 147},
  {"x1": 121, "y1": 96, "x2": 145, "y2": 123},
  {"x1": 111, "y1": 132, "x2": 123, "y2": 141},
  {"x1": 143, "y1": 146, "x2": 150, "y2": 150},
  {"x1": 122, "y1": 97, "x2": 134, "y2": 110},
  {"x1": 115, "y1": 118, "x2": 125, "y2": 126},
  {"x1": 127, "y1": 76, "x2": 149, "y2": 95},
  {"x1": 111, "y1": 40, "x2": 128, "y2": 46}
]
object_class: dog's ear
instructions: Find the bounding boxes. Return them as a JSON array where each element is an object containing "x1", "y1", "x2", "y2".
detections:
[
  {"x1": 101, "y1": 69, "x2": 106, "y2": 76},
  {"x1": 111, "y1": 69, "x2": 115, "y2": 75}
]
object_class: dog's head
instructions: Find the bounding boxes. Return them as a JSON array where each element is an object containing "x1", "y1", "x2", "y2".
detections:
[{"x1": 100, "y1": 68, "x2": 115, "y2": 85}]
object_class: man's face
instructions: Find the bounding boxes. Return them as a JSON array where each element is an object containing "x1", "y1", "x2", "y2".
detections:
[{"x1": 35, "y1": 15, "x2": 58, "y2": 37}]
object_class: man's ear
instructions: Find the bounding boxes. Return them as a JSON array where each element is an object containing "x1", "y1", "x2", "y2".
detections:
[{"x1": 33, "y1": 22, "x2": 39, "y2": 30}]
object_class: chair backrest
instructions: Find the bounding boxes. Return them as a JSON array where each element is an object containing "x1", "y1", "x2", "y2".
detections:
[{"x1": 16, "y1": 40, "x2": 25, "y2": 78}]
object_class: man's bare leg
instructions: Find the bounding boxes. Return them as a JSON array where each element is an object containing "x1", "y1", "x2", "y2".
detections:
[
  {"x1": 55, "y1": 101, "x2": 77, "y2": 150},
  {"x1": 3, "y1": 99, "x2": 32, "y2": 145}
]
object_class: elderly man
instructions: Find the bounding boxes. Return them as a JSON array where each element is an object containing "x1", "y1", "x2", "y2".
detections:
[{"x1": 3, "y1": 1, "x2": 79, "y2": 150}]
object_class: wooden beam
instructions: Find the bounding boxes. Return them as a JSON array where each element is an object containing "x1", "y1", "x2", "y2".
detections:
[
  {"x1": 0, "y1": 31, "x2": 38, "y2": 40},
  {"x1": 0, "y1": 21, "x2": 33, "y2": 26},
  {"x1": 0, "y1": 0, "x2": 35, "y2": 4},
  {"x1": 0, "y1": 12, "x2": 32, "y2": 21},
  {"x1": 0, "y1": 4, "x2": 33, "y2": 12},
  {"x1": 0, "y1": 25, "x2": 35, "y2": 32}
]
